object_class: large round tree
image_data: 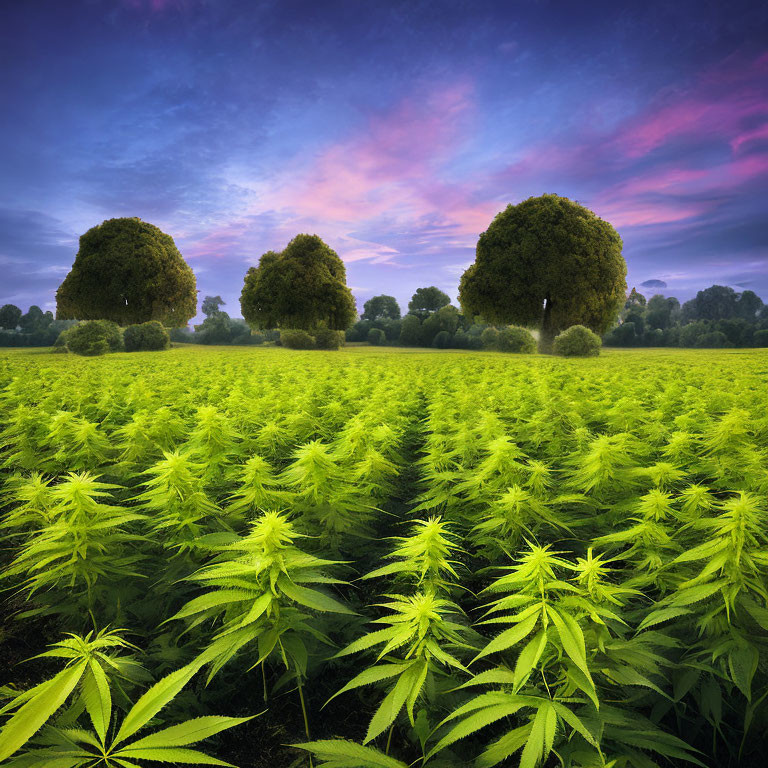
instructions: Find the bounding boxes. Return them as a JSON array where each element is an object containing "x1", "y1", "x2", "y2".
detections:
[
  {"x1": 459, "y1": 195, "x2": 626, "y2": 352},
  {"x1": 56, "y1": 217, "x2": 197, "y2": 327},
  {"x1": 240, "y1": 234, "x2": 357, "y2": 332}
]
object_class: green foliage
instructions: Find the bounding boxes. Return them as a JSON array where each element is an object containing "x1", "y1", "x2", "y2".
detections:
[
  {"x1": 0, "y1": 303, "x2": 22, "y2": 329},
  {"x1": 553, "y1": 324, "x2": 601, "y2": 356},
  {"x1": 695, "y1": 330, "x2": 733, "y2": 348},
  {"x1": 172, "y1": 511, "x2": 351, "y2": 682},
  {"x1": 313, "y1": 326, "x2": 344, "y2": 350},
  {"x1": 281, "y1": 329, "x2": 316, "y2": 349},
  {"x1": 362, "y1": 295, "x2": 401, "y2": 322},
  {"x1": 0, "y1": 629, "x2": 144, "y2": 761},
  {"x1": 408, "y1": 286, "x2": 451, "y2": 316},
  {"x1": 480, "y1": 326, "x2": 498, "y2": 349},
  {"x1": 607, "y1": 285, "x2": 767, "y2": 348},
  {"x1": 295, "y1": 740, "x2": 408, "y2": 767},
  {"x1": 56, "y1": 217, "x2": 197, "y2": 327},
  {"x1": 66, "y1": 320, "x2": 124, "y2": 356},
  {"x1": 1, "y1": 344, "x2": 768, "y2": 767},
  {"x1": 459, "y1": 194, "x2": 626, "y2": 351},
  {"x1": 240, "y1": 234, "x2": 357, "y2": 331},
  {"x1": 2, "y1": 656, "x2": 252, "y2": 766},
  {"x1": 398, "y1": 314, "x2": 422, "y2": 345},
  {"x1": 421, "y1": 305, "x2": 460, "y2": 346},
  {"x1": 368, "y1": 328, "x2": 386, "y2": 346},
  {"x1": 1, "y1": 473, "x2": 145, "y2": 621},
  {"x1": 496, "y1": 326, "x2": 536, "y2": 353},
  {"x1": 432, "y1": 330, "x2": 451, "y2": 348},
  {"x1": 124, "y1": 321, "x2": 170, "y2": 352}
]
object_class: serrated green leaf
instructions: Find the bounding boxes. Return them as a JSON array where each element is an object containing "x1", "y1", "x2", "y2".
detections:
[
  {"x1": 474, "y1": 611, "x2": 540, "y2": 663},
  {"x1": 115, "y1": 747, "x2": 233, "y2": 765},
  {"x1": 125, "y1": 716, "x2": 255, "y2": 749},
  {"x1": 295, "y1": 739, "x2": 409, "y2": 768},
  {"x1": 0, "y1": 661, "x2": 87, "y2": 762},
  {"x1": 113, "y1": 662, "x2": 200, "y2": 746}
]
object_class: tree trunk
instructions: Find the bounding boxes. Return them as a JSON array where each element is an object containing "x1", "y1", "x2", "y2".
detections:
[{"x1": 540, "y1": 297, "x2": 555, "y2": 353}]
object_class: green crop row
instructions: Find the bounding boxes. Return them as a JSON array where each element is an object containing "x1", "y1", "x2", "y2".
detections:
[{"x1": 0, "y1": 346, "x2": 766, "y2": 768}]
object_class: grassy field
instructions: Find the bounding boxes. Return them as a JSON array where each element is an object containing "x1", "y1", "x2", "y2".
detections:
[{"x1": 1, "y1": 344, "x2": 767, "y2": 767}]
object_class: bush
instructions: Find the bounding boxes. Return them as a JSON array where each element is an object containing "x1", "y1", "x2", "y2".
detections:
[
  {"x1": 66, "y1": 320, "x2": 124, "y2": 356},
  {"x1": 399, "y1": 315, "x2": 422, "y2": 346},
  {"x1": 280, "y1": 329, "x2": 316, "y2": 349},
  {"x1": 603, "y1": 321, "x2": 637, "y2": 347},
  {"x1": 679, "y1": 320, "x2": 711, "y2": 348},
  {"x1": 123, "y1": 321, "x2": 170, "y2": 352},
  {"x1": 367, "y1": 328, "x2": 386, "y2": 346},
  {"x1": 432, "y1": 330, "x2": 451, "y2": 349},
  {"x1": 553, "y1": 325, "x2": 601, "y2": 357},
  {"x1": 753, "y1": 329, "x2": 768, "y2": 348},
  {"x1": 694, "y1": 331, "x2": 733, "y2": 349},
  {"x1": 480, "y1": 327, "x2": 499, "y2": 349},
  {"x1": 170, "y1": 327, "x2": 194, "y2": 343},
  {"x1": 497, "y1": 326, "x2": 536, "y2": 353},
  {"x1": 643, "y1": 328, "x2": 664, "y2": 347},
  {"x1": 313, "y1": 326, "x2": 344, "y2": 350},
  {"x1": 52, "y1": 331, "x2": 69, "y2": 353}
]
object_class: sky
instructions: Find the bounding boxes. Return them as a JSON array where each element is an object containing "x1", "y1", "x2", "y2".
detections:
[{"x1": 1, "y1": 0, "x2": 767, "y2": 321}]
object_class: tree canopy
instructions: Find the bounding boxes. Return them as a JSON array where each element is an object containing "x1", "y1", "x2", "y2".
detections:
[
  {"x1": 408, "y1": 286, "x2": 451, "y2": 316},
  {"x1": 56, "y1": 217, "x2": 197, "y2": 327},
  {"x1": 240, "y1": 234, "x2": 357, "y2": 331},
  {"x1": 0, "y1": 304, "x2": 22, "y2": 330},
  {"x1": 19, "y1": 306, "x2": 53, "y2": 333},
  {"x1": 458, "y1": 194, "x2": 626, "y2": 351},
  {"x1": 201, "y1": 295, "x2": 225, "y2": 316},
  {"x1": 361, "y1": 295, "x2": 401, "y2": 322}
]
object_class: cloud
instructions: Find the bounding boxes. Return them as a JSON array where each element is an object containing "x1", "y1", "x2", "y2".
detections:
[{"x1": 640, "y1": 279, "x2": 668, "y2": 289}]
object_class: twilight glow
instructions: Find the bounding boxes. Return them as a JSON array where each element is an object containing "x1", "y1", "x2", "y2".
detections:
[{"x1": 1, "y1": 0, "x2": 767, "y2": 319}]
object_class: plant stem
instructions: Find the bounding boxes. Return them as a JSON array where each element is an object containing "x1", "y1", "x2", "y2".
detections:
[
  {"x1": 297, "y1": 678, "x2": 313, "y2": 768},
  {"x1": 385, "y1": 723, "x2": 394, "y2": 756}
]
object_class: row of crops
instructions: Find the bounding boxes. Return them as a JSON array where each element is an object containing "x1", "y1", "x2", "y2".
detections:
[{"x1": 1, "y1": 346, "x2": 767, "y2": 767}]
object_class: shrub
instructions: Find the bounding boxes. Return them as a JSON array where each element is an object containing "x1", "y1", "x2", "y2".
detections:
[
  {"x1": 603, "y1": 321, "x2": 637, "y2": 347},
  {"x1": 480, "y1": 327, "x2": 499, "y2": 349},
  {"x1": 382, "y1": 318, "x2": 402, "y2": 342},
  {"x1": 280, "y1": 329, "x2": 316, "y2": 349},
  {"x1": 399, "y1": 314, "x2": 422, "y2": 345},
  {"x1": 695, "y1": 331, "x2": 733, "y2": 349},
  {"x1": 52, "y1": 331, "x2": 69, "y2": 353},
  {"x1": 367, "y1": 328, "x2": 386, "y2": 346},
  {"x1": 123, "y1": 321, "x2": 170, "y2": 352},
  {"x1": 313, "y1": 326, "x2": 344, "y2": 350},
  {"x1": 679, "y1": 320, "x2": 711, "y2": 348},
  {"x1": 497, "y1": 326, "x2": 536, "y2": 353},
  {"x1": 753, "y1": 329, "x2": 768, "y2": 347},
  {"x1": 553, "y1": 324, "x2": 601, "y2": 357},
  {"x1": 170, "y1": 327, "x2": 194, "y2": 343},
  {"x1": 66, "y1": 320, "x2": 123, "y2": 356},
  {"x1": 643, "y1": 328, "x2": 664, "y2": 347},
  {"x1": 432, "y1": 330, "x2": 451, "y2": 348}
]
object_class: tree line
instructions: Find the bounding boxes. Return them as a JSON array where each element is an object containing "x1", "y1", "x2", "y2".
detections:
[
  {"x1": 605, "y1": 285, "x2": 768, "y2": 348},
  {"x1": 2, "y1": 195, "x2": 765, "y2": 353}
]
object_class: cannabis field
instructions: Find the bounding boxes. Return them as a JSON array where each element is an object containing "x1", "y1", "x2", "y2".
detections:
[{"x1": 1, "y1": 345, "x2": 767, "y2": 768}]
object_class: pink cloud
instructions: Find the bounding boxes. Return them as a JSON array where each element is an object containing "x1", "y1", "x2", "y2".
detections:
[
  {"x1": 490, "y1": 51, "x2": 768, "y2": 229},
  {"x1": 181, "y1": 52, "x2": 768, "y2": 268},
  {"x1": 614, "y1": 53, "x2": 768, "y2": 159},
  {"x1": 248, "y1": 79, "x2": 502, "y2": 255}
]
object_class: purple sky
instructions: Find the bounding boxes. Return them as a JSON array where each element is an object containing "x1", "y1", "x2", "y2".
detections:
[{"x1": 1, "y1": 0, "x2": 767, "y2": 321}]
